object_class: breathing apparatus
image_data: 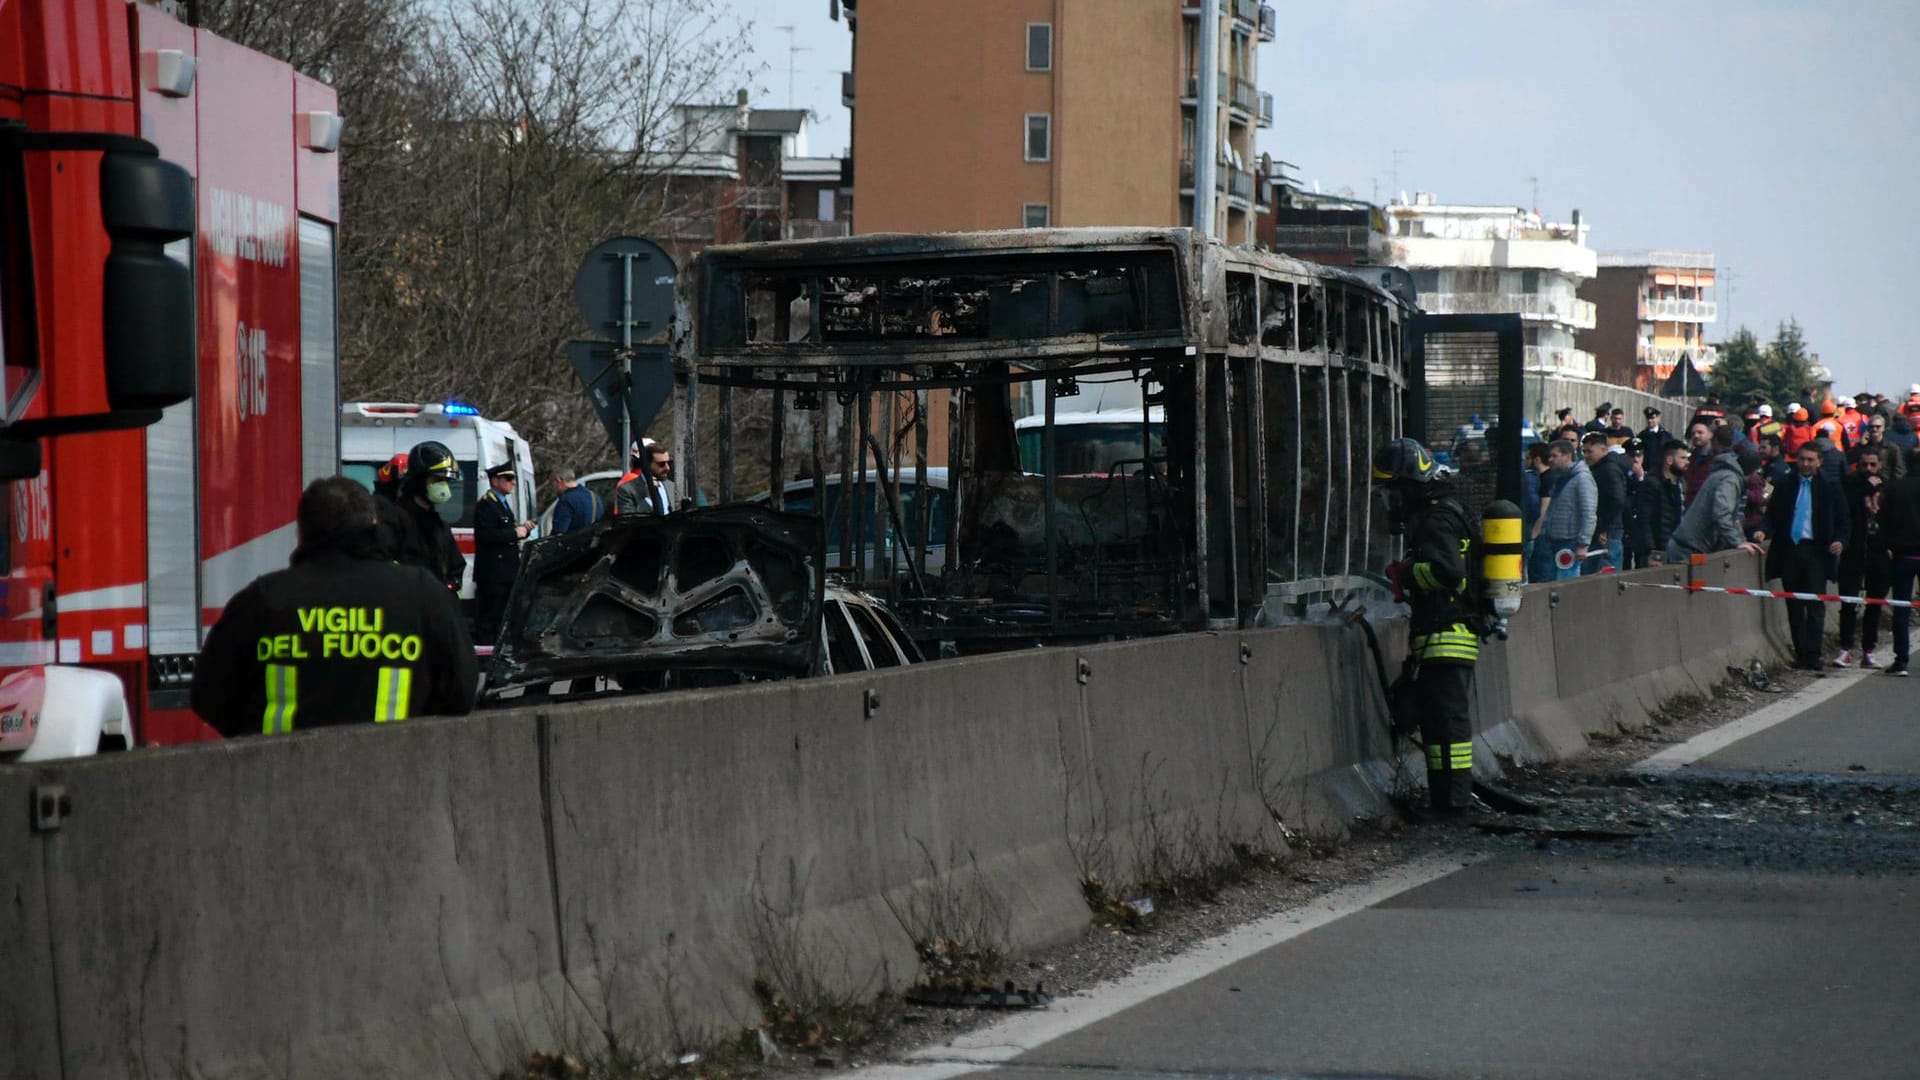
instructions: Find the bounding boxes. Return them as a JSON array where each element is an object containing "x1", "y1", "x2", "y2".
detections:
[{"x1": 1477, "y1": 500, "x2": 1523, "y2": 639}]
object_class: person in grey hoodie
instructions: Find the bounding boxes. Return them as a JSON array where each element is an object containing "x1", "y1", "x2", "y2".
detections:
[
  {"x1": 1539, "y1": 439, "x2": 1595, "y2": 580},
  {"x1": 1665, "y1": 447, "x2": 1766, "y2": 562}
]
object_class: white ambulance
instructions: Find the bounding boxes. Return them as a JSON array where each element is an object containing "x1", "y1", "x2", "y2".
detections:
[{"x1": 339, "y1": 402, "x2": 538, "y2": 599}]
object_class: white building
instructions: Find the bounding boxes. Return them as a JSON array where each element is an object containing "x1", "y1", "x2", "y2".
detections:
[{"x1": 1384, "y1": 194, "x2": 1599, "y2": 379}]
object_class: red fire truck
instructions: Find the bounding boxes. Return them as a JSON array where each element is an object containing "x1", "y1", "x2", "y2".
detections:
[{"x1": 0, "y1": 0, "x2": 340, "y2": 756}]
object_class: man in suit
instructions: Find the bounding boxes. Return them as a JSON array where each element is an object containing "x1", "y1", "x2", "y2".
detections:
[
  {"x1": 1756, "y1": 443, "x2": 1850, "y2": 670},
  {"x1": 616, "y1": 440, "x2": 677, "y2": 516}
]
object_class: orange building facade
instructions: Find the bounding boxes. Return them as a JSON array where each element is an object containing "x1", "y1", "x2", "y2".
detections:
[{"x1": 844, "y1": 0, "x2": 1274, "y2": 241}]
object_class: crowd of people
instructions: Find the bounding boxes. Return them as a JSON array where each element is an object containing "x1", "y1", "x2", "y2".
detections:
[{"x1": 1518, "y1": 387, "x2": 1920, "y2": 675}]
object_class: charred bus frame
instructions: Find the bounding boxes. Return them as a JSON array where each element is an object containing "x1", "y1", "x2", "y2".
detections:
[{"x1": 674, "y1": 228, "x2": 1414, "y2": 647}]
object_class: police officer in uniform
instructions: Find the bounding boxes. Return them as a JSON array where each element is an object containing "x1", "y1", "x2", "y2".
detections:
[
  {"x1": 393, "y1": 440, "x2": 468, "y2": 592},
  {"x1": 192, "y1": 477, "x2": 477, "y2": 735},
  {"x1": 1374, "y1": 437, "x2": 1480, "y2": 817},
  {"x1": 471, "y1": 461, "x2": 529, "y2": 644}
]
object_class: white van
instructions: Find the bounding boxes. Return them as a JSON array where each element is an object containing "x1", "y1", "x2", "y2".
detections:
[
  {"x1": 1013, "y1": 407, "x2": 1165, "y2": 476},
  {"x1": 339, "y1": 402, "x2": 537, "y2": 599}
]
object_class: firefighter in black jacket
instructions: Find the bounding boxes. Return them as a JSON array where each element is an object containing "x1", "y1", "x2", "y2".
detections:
[
  {"x1": 1374, "y1": 438, "x2": 1479, "y2": 816},
  {"x1": 392, "y1": 440, "x2": 468, "y2": 592},
  {"x1": 192, "y1": 477, "x2": 477, "y2": 735},
  {"x1": 471, "y1": 461, "x2": 529, "y2": 643}
]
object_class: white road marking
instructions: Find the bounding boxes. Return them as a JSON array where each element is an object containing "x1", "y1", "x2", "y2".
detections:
[
  {"x1": 1633, "y1": 669, "x2": 1867, "y2": 775},
  {"x1": 856, "y1": 854, "x2": 1476, "y2": 1079}
]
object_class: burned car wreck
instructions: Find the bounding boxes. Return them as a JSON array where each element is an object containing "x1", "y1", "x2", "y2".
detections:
[{"x1": 484, "y1": 506, "x2": 824, "y2": 699}]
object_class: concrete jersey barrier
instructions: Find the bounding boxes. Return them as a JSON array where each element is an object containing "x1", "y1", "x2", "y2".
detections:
[{"x1": 1, "y1": 553, "x2": 1788, "y2": 1077}]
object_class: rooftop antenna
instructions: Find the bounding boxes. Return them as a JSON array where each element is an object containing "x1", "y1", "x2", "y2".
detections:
[
  {"x1": 1526, "y1": 175, "x2": 1540, "y2": 214},
  {"x1": 1722, "y1": 266, "x2": 1739, "y2": 330},
  {"x1": 775, "y1": 24, "x2": 812, "y2": 106},
  {"x1": 1389, "y1": 148, "x2": 1406, "y2": 200}
]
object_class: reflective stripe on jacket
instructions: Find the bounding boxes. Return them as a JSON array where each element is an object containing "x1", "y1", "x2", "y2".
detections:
[{"x1": 1412, "y1": 622, "x2": 1480, "y2": 664}]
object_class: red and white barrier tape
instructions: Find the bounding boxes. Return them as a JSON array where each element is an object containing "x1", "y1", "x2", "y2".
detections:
[{"x1": 1617, "y1": 580, "x2": 1918, "y2": 609}]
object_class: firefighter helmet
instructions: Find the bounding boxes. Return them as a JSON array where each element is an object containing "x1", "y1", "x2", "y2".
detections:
[
  {"x1": 405, "y1": 440, "x2": 462, "y2": 505},
  {"x1": 373, "y1": 452, "x2": 409, "y2": 498},
  {"x1": 1372, "y1": 437, "x2": 1439, "y2": 485}
]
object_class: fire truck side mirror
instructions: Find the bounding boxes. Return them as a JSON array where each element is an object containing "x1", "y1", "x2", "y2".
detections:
[
  {"x1": 0, "y1": 439, "x2": 41, "y2": 482},
  {"x1": 99, "y1": 143, "x2": 194, "y2": 412}
]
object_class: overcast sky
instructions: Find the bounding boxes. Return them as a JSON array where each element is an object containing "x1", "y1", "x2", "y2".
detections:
[{"x1": 725, "y1": 0, "x2": 1918, "y2": 393}]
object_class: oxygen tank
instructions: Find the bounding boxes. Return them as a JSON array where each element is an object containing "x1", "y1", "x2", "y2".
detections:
[{"x1": 1480, "y1": 500, "x2": 1524, "y2": 638}]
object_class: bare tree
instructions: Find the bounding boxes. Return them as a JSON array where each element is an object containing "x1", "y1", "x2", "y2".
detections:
[{"x1": 199, "y1": 0, "x2": 757, "y2": 474}]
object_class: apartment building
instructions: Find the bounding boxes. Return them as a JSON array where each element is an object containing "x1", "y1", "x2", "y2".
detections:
[
  {"x1": 650, "y1": 100, "x2": 852, "y2": 264},
  {"x1": 1577, "y1": 251, "x2": 1717, "y2": 392},
  {"x1": 841, "y1": 0, "x2": 1275, "y2": 241},
  {"x1": 1384, "y1": 194, "x2": 1598, "y2": 379}
]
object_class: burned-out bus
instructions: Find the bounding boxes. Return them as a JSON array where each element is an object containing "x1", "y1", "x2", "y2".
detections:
[{"x1": 673, "y1": 227, "x2": 1519, "y2": 649}]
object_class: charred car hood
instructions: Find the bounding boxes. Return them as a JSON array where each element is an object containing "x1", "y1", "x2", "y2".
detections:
[{"x1": 489, "y1": 506, "x2": 823, "y2": 690}]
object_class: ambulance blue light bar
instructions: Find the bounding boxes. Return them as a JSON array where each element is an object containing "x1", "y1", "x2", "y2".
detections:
[{"x1": 443, "y1": 401, "x2": 480, "y2": 416}]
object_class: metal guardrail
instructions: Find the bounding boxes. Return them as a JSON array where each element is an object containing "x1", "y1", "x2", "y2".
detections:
[
  {"x1": 1258, "y1": 2, "x2": 1276, "y2": 40},
  {"x1": 1258, "y1": 90, "x2": 1274, "y2": 127},
  {"x1": 1227, "y1": 168, "x2": 1254, "y2": 201},
  {"x1": 1234, "y1": 0, "x2": 1259, "y2": 27}
]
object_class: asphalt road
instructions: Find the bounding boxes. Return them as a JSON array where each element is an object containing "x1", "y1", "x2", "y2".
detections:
[
  {"x1": 888, "y1": 672, "x2": 1920, "y2": 1080},
  {"x1": 1695, "y1": 667, "x2": 1920, "y2": 778}
]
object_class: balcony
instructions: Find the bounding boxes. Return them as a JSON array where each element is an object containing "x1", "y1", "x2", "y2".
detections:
[
  {"x1": 1227, "y1": 167, "x2": 1254, "y2": 205},
  {"x1": 1258, "y1": 2, "x2": 1276, "y2": 41},
  {"x1": 841, "y1": 70, "x2": 854, "y2": 108},
  {"x1": 736, "y1": 184, "x2": 782, "y2": 211},
  {"x1": 1597, "y1": 249, "x2": 1714, "y2": 270},
  {"x1": 1181, "y1": 69, "x2": 1229, "y2": 105},
  {"x1": 1640, "y1": 296, "x2": 1717, "y2": 323},
  {"x1": 1640, "y1": 343, "x2": 1719, "y2": 370},
  {"x1": 1257, "y1": 90, "x2": 1274, "y2": 128},
  {"x1": 1268, "y1": 223, "x2": 1380, "y2": 257},
  {"x1": 784, "y1": 218, "x2": 851, "y2": 241},
  {"x1": 1179, "y1": 156, "x2": 1255, "y2": 204},
  {"x1": 1229, "y1": 77, "x2": 1258, "y2": 122},
  {"x1": 1524, "y1": 345, "x2": 1597, "y2": 380},
  {"x1": 1419, "y1": 291, "x2": 1597, "y2": 329}
]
